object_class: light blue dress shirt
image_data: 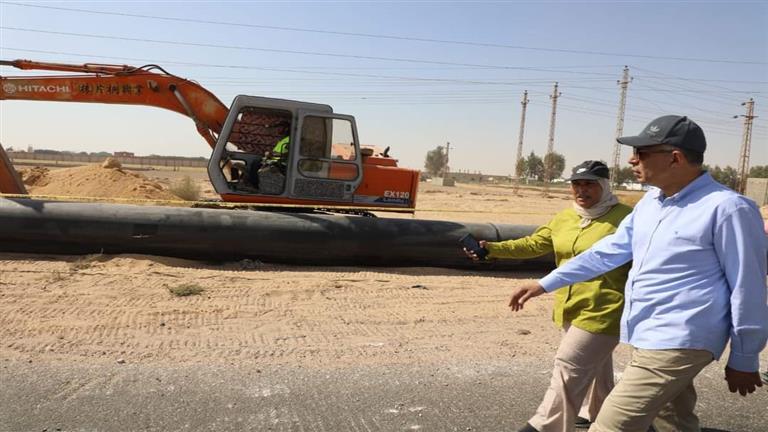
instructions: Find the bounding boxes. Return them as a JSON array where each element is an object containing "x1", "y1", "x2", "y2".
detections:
[{"x1": 539, "y1": 172, "x2": 768, "y2": 372}]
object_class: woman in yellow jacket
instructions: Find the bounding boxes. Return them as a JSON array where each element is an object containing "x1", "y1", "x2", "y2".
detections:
[{"x1": 467, "y1": 161, "x2": 631, "y2": 432}]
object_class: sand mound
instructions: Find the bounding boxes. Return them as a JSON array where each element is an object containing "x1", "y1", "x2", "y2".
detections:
[
  {"x1": 101, "y1": 157, "x2": 122, "y2": 169},
  {"x1": 26, "y1": 163, "x2": 181, "y2": 201},
  {"x1": 18, "y1": 167, "x2": 51, "y2": 187}
]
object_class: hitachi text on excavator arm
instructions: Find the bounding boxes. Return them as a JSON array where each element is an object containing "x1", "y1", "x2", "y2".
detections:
[{"x1": 0, "y1": 59, "x2": 229, "y2": 148}]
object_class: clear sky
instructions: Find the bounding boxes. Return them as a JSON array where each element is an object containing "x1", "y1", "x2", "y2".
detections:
[{"x1": 1, "y1": 1, "x2": 766, "y2": 176}]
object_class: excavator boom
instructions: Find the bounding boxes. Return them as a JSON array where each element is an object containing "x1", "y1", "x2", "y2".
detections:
[{"x1": 0, "y1": 59, "x2": 229, "y2": 148}]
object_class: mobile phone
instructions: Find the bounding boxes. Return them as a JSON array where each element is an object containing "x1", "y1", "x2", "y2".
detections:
[{"x1": 459, "y1": 233, "x2": 488, "y2": 260}]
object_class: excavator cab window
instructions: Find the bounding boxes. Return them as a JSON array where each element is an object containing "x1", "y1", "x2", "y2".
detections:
[
  {"x1": 296, "y1": 116, "x2": 359, "y2": 181},
  {"x1": 220, "y1": 107, "x2": 292, "y2": 195}
]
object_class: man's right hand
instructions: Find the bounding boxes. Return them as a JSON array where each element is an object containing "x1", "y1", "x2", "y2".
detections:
[
  {"x1": 724, "y1": 366, "x2": 763, "y2": 396},
  {"x1": 508, "y1": 282, "x2": 545, "y2": 311}
]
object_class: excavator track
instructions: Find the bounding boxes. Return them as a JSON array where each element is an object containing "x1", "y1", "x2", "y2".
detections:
[{"x1": 190, "y1": 201, "x2": 379, "y2": 217}]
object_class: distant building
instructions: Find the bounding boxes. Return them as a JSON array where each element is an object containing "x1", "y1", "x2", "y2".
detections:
[
  {"x1": 621, "y1": 182, "x2": 645, "y2": 191},
  {"x1": 746, "y1": 178, "x2": 768, "y2": 206},
  {"x1": 443, "y1": 170, "x2": 513, "y2": 184},
  {"x1": 114, "y1": 151, "x2": 135, "y2": 158}
]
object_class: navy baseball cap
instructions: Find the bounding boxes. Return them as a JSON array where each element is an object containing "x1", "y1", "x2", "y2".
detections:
[
  {"x1": 617, "y1": 115, "x2": 706, "y2": 153},
  {"x1": 566, "y1": 160, "x2": 610, "y2": 181}
]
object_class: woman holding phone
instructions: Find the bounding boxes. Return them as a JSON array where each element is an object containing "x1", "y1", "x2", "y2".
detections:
[{"x1": 465, "y1": 160, "x2": 631, "y2": 432}]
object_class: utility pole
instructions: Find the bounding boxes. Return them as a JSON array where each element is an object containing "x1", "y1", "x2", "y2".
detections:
[
  {"x1": 443, "y1": 141, "x2": 451, "y2": 177},
  {"x1": 610, "y1": 66, "x2": 631, "y2": 187},
  {"x1": 543, "y1": 82, "x2": 561, "y2": 196},
  {"x1": 735, "y1": 98, "x2": 756, "y2": 194},
  {"x1": 513, "y1": 90, "x2": 530, "y2": 194}
]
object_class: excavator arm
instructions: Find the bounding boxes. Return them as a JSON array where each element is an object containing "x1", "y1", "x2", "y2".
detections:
[
  {"x1": 0, "y1": 59, "x2": 231, "y2": 195},
  {"x1": 0, "y1": 59, "x2": 229, "y2": 148}
]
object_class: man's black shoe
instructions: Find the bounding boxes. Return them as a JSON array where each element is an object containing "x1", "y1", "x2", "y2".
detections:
[
  {"x1": 517, "y1": 423, "x2": 539, "y2": 432},
  {"x1": 575, "y1": 416, "x2": 592, "y2": 429}
]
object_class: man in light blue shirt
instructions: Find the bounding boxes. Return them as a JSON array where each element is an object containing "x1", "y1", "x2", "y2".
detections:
[{"x1": 509, "y1": 115, "x2": 767, "y2": 432}]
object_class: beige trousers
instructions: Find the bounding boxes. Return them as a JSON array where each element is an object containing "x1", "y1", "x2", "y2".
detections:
[
  {"x1": 528, "y1": 324, "x2": 618, "y2": 432},
  {"x1": 588, "y1": 348, "x2": 714, "y2": 432}
]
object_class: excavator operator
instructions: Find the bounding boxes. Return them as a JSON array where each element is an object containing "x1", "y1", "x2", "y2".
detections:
[
  {"x1": 264, "y1": 135, "x2": 290, "y2": 174},
  {"x1": 254, "y1": 135, "x2": 290, "y2": 195},
  {"x1": 271, "y1": 136, "x2": 290, "y2": 162}
]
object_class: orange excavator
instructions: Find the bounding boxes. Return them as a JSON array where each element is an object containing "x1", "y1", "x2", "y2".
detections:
[{"x1": 0, "y1": 59, "x2": 419, "y2": 212}]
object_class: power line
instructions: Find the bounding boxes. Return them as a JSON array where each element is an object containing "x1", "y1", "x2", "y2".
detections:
[
  {"x1": 561, "y1": 108, "x2": 766, "y2": 142},
  {"x1": 0, "y1": 46, "x2": 618, "y2": 88},
  {"x1": 627, "y1": 67, "x2": 764, "y2": 122},
  {"x1": 1, "y1": 46, "x2": 762, "y2": 139},
  {"x1": 632, "y1": 81, "x2": 745, "y2": 108},
  {"x1": 633, "y1": 75, "x2": 768, "y2": 85},
  {"x1": 557, "y1": 103, "x2": 617, "y2": 117},
  {"x1": 0, "y1": 47, "x2": 756, "y2": 125},
  {"x1": 3, "y1": 46, "x2": 762, "y2": 97},
  {"x1": 630, "y1": 65, "x2": 752, "y2": 93},
  {"x1": 629, "y1": 93, "x2": 737, "y2": 119},
  {"x1": 3, "y1": 1, "x2": 766, "y2": 65},
  {"x1": 0, "y1": 26, "x2": 628, "y2": 76}
]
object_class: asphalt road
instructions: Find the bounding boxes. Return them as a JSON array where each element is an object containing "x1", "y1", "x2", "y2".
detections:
[{"x1": 1, "y1": 358, "x2": 766, "y2": 432}]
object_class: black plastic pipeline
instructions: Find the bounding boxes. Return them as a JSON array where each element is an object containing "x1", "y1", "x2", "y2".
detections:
[{"x1": 0, "y1": 198, "x2": 554, "y2": 271}]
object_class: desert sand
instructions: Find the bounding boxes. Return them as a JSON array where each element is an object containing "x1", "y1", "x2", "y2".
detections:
[{"x1": 1, "y1": 162, "x2": 765, "y2": 372}]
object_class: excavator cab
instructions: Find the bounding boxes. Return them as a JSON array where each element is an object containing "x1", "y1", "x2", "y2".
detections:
[{"x1": 208, "y1": 95, "x2": 363, "y2": 205}]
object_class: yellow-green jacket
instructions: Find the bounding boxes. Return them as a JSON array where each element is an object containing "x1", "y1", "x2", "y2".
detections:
[
  {"x1": 272, "y1": 136, "x2": 290, "y2": 159},
  {"x1": 485, "y1": 204, "x2": 632, "y2": 336}
]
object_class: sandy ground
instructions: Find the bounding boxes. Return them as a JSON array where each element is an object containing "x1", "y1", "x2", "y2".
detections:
[
  {"x1": 0, "y1": 253, "x2": 561, "y2": 368},
  {"x1": 3, "y1": 164, "x2": 578, "y2": 367},
  {"x1": 1, "y1": 163, "x2": 766, "y2": 431},
  {"x1": 1, "y1": 164, "x2": 765, "y2": 368}
]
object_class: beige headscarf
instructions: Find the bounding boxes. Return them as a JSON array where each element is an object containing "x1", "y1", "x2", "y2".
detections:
[{"x1": 572, "y1": 178, "x2": 619, "y2": 228}]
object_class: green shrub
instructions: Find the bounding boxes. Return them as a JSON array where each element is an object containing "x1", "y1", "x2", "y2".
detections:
[
  {"x1": 168, "y1": 283, "x2": 204, "y2": 297},
  {"x1": 69, "y1": 252, "x2": 103, "y2": 271},
  {"x1": 170, "y1": 176, "x2": 201, "y2": 201}
]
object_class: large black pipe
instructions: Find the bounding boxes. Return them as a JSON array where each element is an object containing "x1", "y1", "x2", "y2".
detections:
[{"x1": 0, "y1": 198, "x2": 554, "y2": 271}]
